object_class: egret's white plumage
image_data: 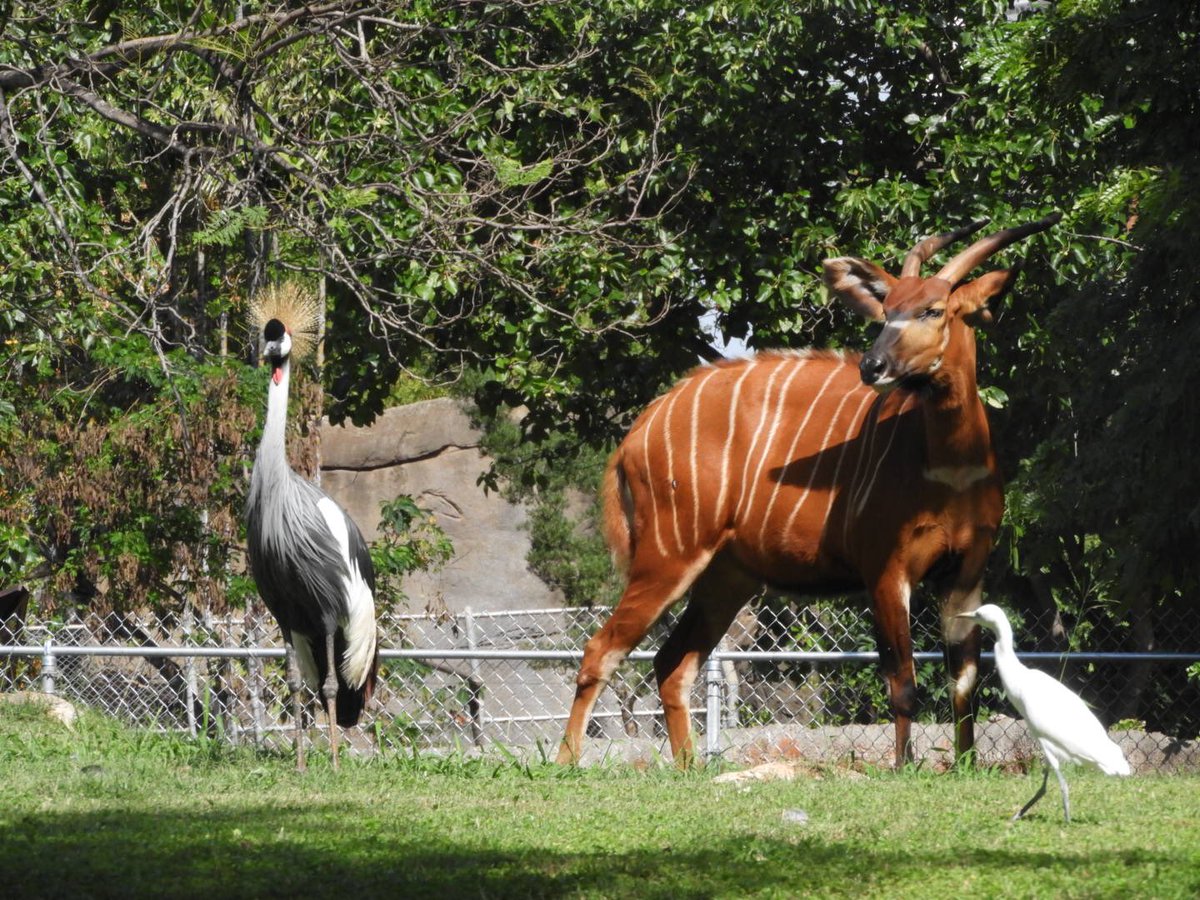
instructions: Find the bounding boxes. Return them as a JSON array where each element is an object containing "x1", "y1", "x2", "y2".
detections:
[{"x1": 959, "y1": 604, "x2": 1130, "y2": 822}]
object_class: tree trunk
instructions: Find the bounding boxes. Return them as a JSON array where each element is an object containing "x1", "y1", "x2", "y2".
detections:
[{"x1": 1112, "y1": 594, "x2": 1157, "y2": 724}]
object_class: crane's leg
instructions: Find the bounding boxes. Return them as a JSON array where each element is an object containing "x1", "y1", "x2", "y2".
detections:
[
  {"x1": 284, "y1": 641, "x2": 307, "y2": 773},
  {"x1": 1014, "y1": 765, "x2": 1050, "y2": 821},
  {"x1": 653, "y1": 556, "x2": 757, "y2": 766},
  {"x1": 322, "y1": 631, "x2": 340, "y2": 770}
]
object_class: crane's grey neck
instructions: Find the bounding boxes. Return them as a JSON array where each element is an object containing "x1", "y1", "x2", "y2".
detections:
[{"x1": 256, "y1": 355, "x2": 291, "y2": 479}]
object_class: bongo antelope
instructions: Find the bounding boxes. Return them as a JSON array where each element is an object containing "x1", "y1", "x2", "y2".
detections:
[{"x1": 557, "y1": 213, "x2": 1061, "y2": 766}]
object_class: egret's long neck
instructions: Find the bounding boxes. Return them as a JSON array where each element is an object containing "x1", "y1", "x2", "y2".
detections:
[
  {"x1": 257, "y1": 357, "x2": 291, "y2": 479},
  {"x1": 989, "y1": 615, "x2": 1024, "y2": 681}
]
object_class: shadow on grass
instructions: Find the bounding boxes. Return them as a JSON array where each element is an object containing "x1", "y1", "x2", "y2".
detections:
[{"x1": 1, "y1": 800, "x2": 1190, "y2": 900}]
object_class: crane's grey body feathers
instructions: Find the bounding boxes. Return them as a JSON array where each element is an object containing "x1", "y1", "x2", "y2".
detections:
[
  {"x1": 958, "y1": 604, "x2": 1129, "y2": 823},
  {"x1": 246, "y1": 469, "x2": 378, "y2": 724}
]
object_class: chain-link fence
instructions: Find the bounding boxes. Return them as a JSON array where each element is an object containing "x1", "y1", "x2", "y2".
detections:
[{"x1": 2, "y1": 600, "x2": 1198, "y2": 773}]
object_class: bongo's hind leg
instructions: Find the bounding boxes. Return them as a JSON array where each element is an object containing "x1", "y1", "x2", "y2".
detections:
[
  {"x1": 654, "y1": 556, "x2": 759, "y2": 765},
  {"x1": 557, "y1": 553, "x2": 711, "y2": 764}
]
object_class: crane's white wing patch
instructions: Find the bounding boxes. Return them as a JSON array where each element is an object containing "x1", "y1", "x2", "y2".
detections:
[{"x1": 316, "y1": 496, "x2": 377, "y2": 690}]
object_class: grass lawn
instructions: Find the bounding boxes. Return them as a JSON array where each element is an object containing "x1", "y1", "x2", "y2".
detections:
[{"x1": 1, "y1": 703, "x2": 1197, "y2": 899}]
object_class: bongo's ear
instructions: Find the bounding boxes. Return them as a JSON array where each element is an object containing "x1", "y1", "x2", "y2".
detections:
[{"x1": 822, "y1": 257, "x2": 895, "y2": 322}]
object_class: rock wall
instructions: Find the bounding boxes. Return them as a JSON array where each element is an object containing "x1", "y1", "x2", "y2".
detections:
[{"x1": 319, "y1": 398, "x2": 563, "y2": 614}]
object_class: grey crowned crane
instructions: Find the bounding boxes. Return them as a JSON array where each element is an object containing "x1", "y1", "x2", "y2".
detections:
[{"x1": 245, "y1": 284, "x2": 379, "y2": 770}]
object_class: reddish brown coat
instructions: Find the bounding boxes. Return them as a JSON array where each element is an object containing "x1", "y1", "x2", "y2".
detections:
[{"x1": 559, "y1": 215, "x2": 1059, "y2": 767}]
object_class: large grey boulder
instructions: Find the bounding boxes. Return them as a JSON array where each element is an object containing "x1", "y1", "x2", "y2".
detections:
[{"x1": 319, "y1": 398, "x2": 563, "y2": 614}]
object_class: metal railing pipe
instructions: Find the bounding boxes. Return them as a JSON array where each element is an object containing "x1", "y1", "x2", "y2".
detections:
[{"x1": 1, "y1": 645, "x2": 1198, "y2": 664}]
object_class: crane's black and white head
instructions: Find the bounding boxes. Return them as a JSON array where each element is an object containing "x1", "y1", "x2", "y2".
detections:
[
  {"x1": 261, "y1": 318, "x2": 292, "y2": 385},
  {"x1": 248, "y1": 281, "x2": 323, "y2": 384}
]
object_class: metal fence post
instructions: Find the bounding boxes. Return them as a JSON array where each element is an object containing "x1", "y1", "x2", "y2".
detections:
[
  {"x1": 705, "y1": 654, "x2": 722, "y2": 759},
  {"x1": 464, "y1": 607, "x2": 485, "y2": 747},
  {"x1": 246, "y1": 605, "x2": 265, "y2": 747},
  {"x1": 464, "y1": 607, "x2": 481, "y2": 684},
  {"x1": 184, "y1": 604, "x2": 198, "y2": 738},
  {"x1": 41, "y1": 637, "x2": 56, "y2": 696}
]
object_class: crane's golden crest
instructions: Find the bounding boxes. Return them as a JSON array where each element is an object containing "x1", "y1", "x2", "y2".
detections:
[{"x1": 248, "y1": 282, "x2": 323, "y2": 360}]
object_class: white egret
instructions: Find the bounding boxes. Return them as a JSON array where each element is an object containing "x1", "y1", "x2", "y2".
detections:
[{"x1": 958, "y1": 604, "x2": 1130, "y2": 822}]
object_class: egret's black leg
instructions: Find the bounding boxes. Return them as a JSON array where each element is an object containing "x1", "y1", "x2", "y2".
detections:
[
  {"x1": 322, "y1": 631, "x2": 340, "y2": 770},
  {"x1": 1014, "y1": 765, "x2": 1049, "y2": 821},
  {"x1": 285, "y1": 641, "x2": 306, "y2": 772}
]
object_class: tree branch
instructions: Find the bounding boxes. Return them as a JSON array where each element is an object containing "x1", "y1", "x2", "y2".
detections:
[{"x1": 0, "y1": 1, "x2": 372, "y2": 90}]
